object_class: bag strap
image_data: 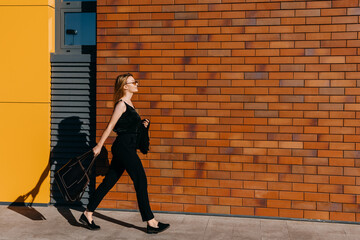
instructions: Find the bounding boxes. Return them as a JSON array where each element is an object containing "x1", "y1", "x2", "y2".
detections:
[
  {"x1": 77, "y1": 150, "x2": 93, "y2": 162},
  {"x1": 85, "y1": 154, "x2": 97, "y2": 175},
  {"x1": 76, "y1": 150, "x2": 97, "y2": 175}
]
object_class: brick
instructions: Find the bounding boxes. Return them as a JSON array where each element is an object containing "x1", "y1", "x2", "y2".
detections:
[
  {"x1": 255, "y1": 190, "x2": 279, "y2": 199},
  {"x1": 280, "y1": 49, "x2": 305, "y2": 56},
  {"x1": 256, "y1": 2, "x2": 280, "y2": 10},
  {"x1": 161, "y1": 203, "x2": 184, "y2": 212},
  {"x1": 281, "y1": 2, "x2": 305, "y2": 10},
  {"x1": 184, "y1": 204, "x2": 207, "y2": 213},
  {"x1": 243, "y1": 198, "x2": 267, "y2": 207},
  {"x1": 321, "y1": 8, "x2": 346, "y2": 16},
  {"x1": 304, "y1": 211, "x2": 329, "y2": 220},
  {"x1": 331, "y1": 194, "x2": 356, "y2": 204},
  {"x1": 218, "y1": 197, "x2": 242, "y2": 206},
  {"x1": 347, "y1": 8, "x2": 360, "y2": 15},
  {"x1": 295, "y1": 9, "x2": 320, "y2": 17},
  {"x1": 175, "y1": 12, "x2": 198, "y2": 20},
  {"x1": 255, "y1": 208, "x2": 279, "y2": 217},
  {"x1": 282, "y1": 17, "x2": 306, "y2": 25},
  {"x1": 294, "y1": 57, "x2": 318, "y2": 64},
  {"x1": 331, "y1": 64, "x2": 356, "y2": 72},
  {"x1": 307, "y1": 1, "x2": 332, "y2": 9},
  {"x1": 279, "y1": 209, "x2": 303, "y2": 218},
  {"x1": 292, "y1": 165, "x2": 317, "y2": 174},
  {"x1": 293, "y1": 183, "x2": 317, "y2": 192},
  {"x1": 307, "y1": 32, "x2": 331, "y2": 40},
  {"x1": 268, "y1": 199, "x2": 291, "y2": 208},
  {"x1": 330, "y1": 212, "x2": 355, "y2": 222},
  {"x1": 270, "y1": 26, "x2": 294, "y2": 33},
  {"x1": 305, "y1": 192, "x2": 329, "y2": 202},
  {"x1": 292, "y1": 201, "x2": 316, "y2": 210},
  {"x1": 332, "y1": 16, "x2": 358, "y2": 24},
  {"x1": 231, "y1": 206, "x2": 254, "y2": 216},
  {"x1": 332, "y1": 0, "x2": 358, "y2": 8},
  {"x1": 245, "y1": 72, "x2": 269, "y2": 80},
  {"x1": 332, "y1": 32, "x2": 357, "y2": 40},
  {"x1": 185, "y1": 4, "x2": 209, "y2": 12},
  {"x1": 320, "y1": 24, "x2": 346, "y2": 32},
  {"x1": 348, "y1": 40, "x2": 360, "y2": 47},
  {"x1": 280, "y1": 64, "x2": 304, "y2": 72},
  {"x1": 344, "y1": 185, "x2": 360, "y2": 195},
  {"x1": 271, "y1": 10, "x2": 294, "y2": 18},
  {"x1": 247, "y1": 8, "x2": 269, "y2": 16},
  {"x1": 281, "y1": 31, "x2": 305, "y2": 41},
  {"x1": 318, "y1": 184, "x2": 343, "y2": 194},
  {"x1": 255, "y1": 173, "x2": 279, "y2": 181},
  {"x1": 279, "y1": 174, "x2": 303, "y2": 183},
  {"x1": 198, "y1": 11, "x2": 221, "y2": 19},
  {"x1": 295, "y1": 25, "x2": 319, "y2": 33},
  {"x1": 208, "y1": 4, "x2": 230, "y2": 11},
  {"x1": 280, "y1": 191, "x2": 304, "y2": 201},
  {"x1": 321, "y1": 40, "x2": 346, "y2": 48},
  {"x1": 196, "y1": 196, "x2": 218, "y2": 205},
  {"x1": 343, "y1": 204, "x2": 360, "y2": 212},
  {"x1": 257, "y1": 18, "x2": 281, "y2": 26}
]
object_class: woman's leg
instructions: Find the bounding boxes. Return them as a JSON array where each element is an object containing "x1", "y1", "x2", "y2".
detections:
[
  {"x1": 86, "y1": 166, "x2": 124, "y2": 213},
  {"x1": 121, "y1": 150, "x2": 154, "y2": 222}
]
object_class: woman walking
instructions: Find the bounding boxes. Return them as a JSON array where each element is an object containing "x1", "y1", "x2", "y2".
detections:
[{"x1": 79, "y1": 73, "x2": 170, "y2": 234}]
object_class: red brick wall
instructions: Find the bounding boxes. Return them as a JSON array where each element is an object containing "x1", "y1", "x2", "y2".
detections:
[{"x1": 96, "y1": 0, "x2": 360, "y2": 222}]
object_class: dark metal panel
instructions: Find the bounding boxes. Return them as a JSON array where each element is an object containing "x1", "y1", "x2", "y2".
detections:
[
  {"x1": 52, "y1": 79, "x2": 91, "y2": 84},
  {"x1": 52, "y1": 67, "x2": 91, "y2": 72},
  {"x1": 50, "y1": 52, "x2": 96, "y2": 206},
  {"x1": 51, "y1": 54, "x2": 91, "y2": 62},
  {"x1": 51, "y1": 96, "x2": 91, "y2": 101},
  {"x1": 51, "y1": 84, "x2": 91, "y2": 90},
  {"x1": 51, "y1": 102, "x2": 91, "y2": 107},
  {"x1": 51, "y1": 72, "x2": 91, "y2": 78},
  {"x1": 52, "y1": 63, "x2": 91, "y2": 67},
  {"x1": 51, "y1": 90, "x2": 91, "y2": 95}
]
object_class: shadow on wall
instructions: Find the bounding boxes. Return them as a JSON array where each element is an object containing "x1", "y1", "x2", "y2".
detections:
[
  {"x1": 7, "y1": 160, "x2": 50, "y2": 220},
  {"x1": 8, "y1": 116, "x2": 109, "y2": 221},
  {"x1": 51, "y1": 116, "x2": 93, "y2": 206},
  {"x1": 50, "y1": 117, "x2": 109, "y2": 224}
]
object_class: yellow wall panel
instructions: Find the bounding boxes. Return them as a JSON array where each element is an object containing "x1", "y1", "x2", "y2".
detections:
[
  {"x1": 0, "y1": 4, "x2": 54, "y2": 102},
  {"x1": 0, "y1": 2, "x2": 54, "y2": 204},
  {"x1": 0, "y1": 0, "x2": 54, "y2": 7},
  {"x1": 0, "y1": 103, "x2": 50, "y2": 204}
]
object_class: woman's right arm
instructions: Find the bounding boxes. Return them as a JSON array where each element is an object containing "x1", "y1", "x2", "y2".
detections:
[{"x1": 92, "y1": 101, "x2": 126, "y2": 156}]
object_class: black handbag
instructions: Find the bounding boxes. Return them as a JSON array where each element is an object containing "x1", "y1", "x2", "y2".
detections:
[{"x1": 54, "y1": 150, "x2": 95, "y2": 202}]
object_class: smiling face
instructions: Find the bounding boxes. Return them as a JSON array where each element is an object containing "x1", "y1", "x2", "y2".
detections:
[{"x1": 124, "y1": 76, "x2": 139, "y2": 93}]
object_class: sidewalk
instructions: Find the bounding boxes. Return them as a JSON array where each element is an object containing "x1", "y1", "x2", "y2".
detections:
[{"x1": 0, "y1": 205, "x2": 359, "y2": 240}]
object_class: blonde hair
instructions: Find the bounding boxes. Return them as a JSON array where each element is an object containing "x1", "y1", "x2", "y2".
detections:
[{"x1": 113, "y1": 73, "x2": 133, "y2": 106}]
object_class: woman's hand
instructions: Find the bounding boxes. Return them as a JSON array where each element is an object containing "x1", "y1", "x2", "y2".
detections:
[
  {"x1": 142, "y1": 119, "x2": 150, "y2": 128},
  {"x1": 92, "y1": 145, "x2": 102, "y2": 157}
]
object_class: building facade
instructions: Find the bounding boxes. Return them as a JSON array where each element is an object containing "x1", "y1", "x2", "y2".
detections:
[
  {"x1": 96, "y1": 0, "x2": 360, "y2": 222},
  {"x1": 2, "y1": 0, "x2": 360, "y2": 223}
]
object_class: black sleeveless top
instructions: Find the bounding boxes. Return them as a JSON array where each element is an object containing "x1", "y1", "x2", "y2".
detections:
[{"x1": 113, "y1": 100, "x2": 141, "y2": 134}]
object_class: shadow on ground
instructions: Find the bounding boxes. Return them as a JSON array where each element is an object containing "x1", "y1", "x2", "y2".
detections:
[{"x1": 55, "y1": 205, "x2": 146, "y2": 233}]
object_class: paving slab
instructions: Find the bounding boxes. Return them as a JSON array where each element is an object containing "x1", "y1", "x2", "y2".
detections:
[{"x1": 0, "y1": 205, "x2": 359, "y2": 240}]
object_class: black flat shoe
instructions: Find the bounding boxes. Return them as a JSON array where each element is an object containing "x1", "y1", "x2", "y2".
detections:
[
  {"x1": 79, "y1": 213, "x2": 100, "y2": 230},
  {"x1": 146, "y1": 222, "x2": 170, "y2": 234}
]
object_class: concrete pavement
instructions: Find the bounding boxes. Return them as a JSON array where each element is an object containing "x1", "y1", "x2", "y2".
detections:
[{"x1": 1, "y1": 205, "x2": 360, "y2": 240}]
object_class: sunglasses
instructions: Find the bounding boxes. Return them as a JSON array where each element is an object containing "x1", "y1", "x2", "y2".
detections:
[{"x1": 126, "y1": 80, "x2": 139, "y2": 86}]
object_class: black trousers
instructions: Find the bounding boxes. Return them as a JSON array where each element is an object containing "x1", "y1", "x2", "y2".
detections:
[{"x1": 87, "y1": 133, "x2": 154, "y2": 222}]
